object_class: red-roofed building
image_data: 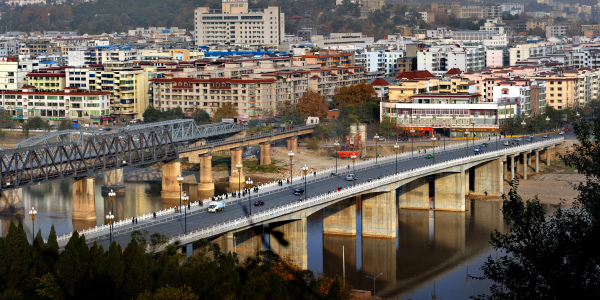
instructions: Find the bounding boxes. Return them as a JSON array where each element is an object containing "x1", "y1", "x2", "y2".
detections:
[
  {"x1": 370, "y1": 78, "x2": 390, "y2": 99},
  {"x1": 396, "y1": 70, "x2": 435, "y2": 80},
  {"x1": 445, "y1": 68, "x2": 462, "y2": 76}
]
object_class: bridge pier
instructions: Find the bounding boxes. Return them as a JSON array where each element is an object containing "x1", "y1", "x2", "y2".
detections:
[
  {"x1": 434, "y1": 167, "x2": 466, "y2": 211},
  {"x1": 0, "y1": 189, "x2": 23, "y2": 215},
  {"x1": 398, "y1": 177, "x2": 429, "y2": 210},
  {"x1": 544, "y1": 148, "x2": 551, "y2": 166},
  {"x1": 286, "y1": 138, "x2": 298, "y2": 152},
  {"x1": 362, "y1": 237, "x2": 396, "y2": 291},
  {"x1": 522, "y1": 153, "x2": 528, "y2": 180},
  {"x1": 270, "y1": 218, "x2": 307, "y2": 269},
  {"x1": 229, "y1": 148, "x2": 244, "y2": 185},
  {"x1": 102, "y1": 169, "x2": 125, "y2": 195},
  {"x1": 323, "y1": 197, "x2": 357, "y2": 235},
  {"x1": 72, "y1": 177, "x2": 97, "y2": 231},
  {"x1": 510, "y1": 155, "x2": 516, "y2": 181},
  {"x1": 473, "y1": 159, "x2": 503, "y2": 196},
  {"x1": 259, "y1": 143, "x2": 271, "y2": 165},
  {"x1": 361, "y1": 187, "x2": 397, "y2": 238},
  {"x1": 161, "y1": 161, "x2": 182, "y2": 199},
  {"x1": 234, "y1": 226, "x2": 264, "y2": 263},
  {"x1": 535, "y1": 150, "x2": 540, "y2": 173},
  {"x1": 198, "y1": 154, "x2": 214, "y2": 191}
]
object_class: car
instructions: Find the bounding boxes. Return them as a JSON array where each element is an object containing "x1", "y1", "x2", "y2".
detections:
[
  {"x1": 293, "y1": 188, "x2": 304, "y2": 195},
  {"x1": 480, "y1": 143, "x2": 489, "y2": 147},
  {"x1": 565, "y1": 127, "x2": 570, "y2": 131},
  {"x1": 503, "y1": 141, "x2": 510, "y2": 146},
  {"x1": 425, "y1": 154, "x2": 434, "y2": 159},
  {"x1": 474, "y1": 148, "x2": 483, "y2": 154},
  {"x1": 16, "y1": 125, "x2": 22, "y2": 129},
  {"x1": 543, "y1": 134, "x2": 549, "y2": 138},
  {"x1": 527, "y1": 137, "x2": 534, "y2": 142},
  {"x1": 254, "y1": 200, "x2": 264, "y2": 206},
  {"x1": 397, "y1": 136, "x2": 409, "y2": 141},
  {"x1": 104, "y1": 127, "x2": 112, "y2": 131},
  {"x1": 559, "y1": 131, "x2": 565, "y2": 135},
  {"x1": 345, "y1": 174, "x2": 358, "y2": 181}
]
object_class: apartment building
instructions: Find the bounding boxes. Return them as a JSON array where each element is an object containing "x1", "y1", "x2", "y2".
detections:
[
  {"x1": 546, "y1": 25, "x2": 570, "y2": 38},
  {"x1": 194, "y1": 0, "x2": 284, "y2": 47},
  {"x1": 532, "y1": 75, "x2": 578, "y2": 110},
  {"x1": 0, "y1": 58, "x2": 39, "y2": 90},
  {"x1": 354, "y1": 49, "x2": 403, "y2": 76},
  {"x1": 19, "y1": 40, "x2": 61, "y2": 56},
  {"x1": 0, "y1": 39, "x2": 19, "y2": 57},
  {"x1": 26, "y1": 70, "x2": 66, "y2": 91},
  {"x1": 388, "y1": 77, "x2": 472, "y2": 103},
  {"x1": 310, "y1": 33, "x2": 374, "y2": 49},
  {"x1": 492, "y1": 79, "x2": 547, "y2": 121},
  {"x1": 417, "y1": 45, "x2": 486, "y2": 73},
  {"x1": 0, "y1": 87, "x2": 110, "y2": 125},
  {"x1": 298, "y1": 51, "x2": 354, "y2": 68},
  {"x1": 150, "y1": 66, "x2": 365, "y2": 119}
]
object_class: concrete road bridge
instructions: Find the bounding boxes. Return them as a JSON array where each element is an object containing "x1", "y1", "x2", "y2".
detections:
[{"x1": 54, "y1": 134, "x2": 564, "y2": 270}]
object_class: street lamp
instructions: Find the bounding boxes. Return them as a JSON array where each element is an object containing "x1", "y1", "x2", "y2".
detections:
[
  {"x1": 471, "y1": 120, "x2": 476, "y2": 147},
  {"x1": 288, "y1": 151, "x2": 295, "y2": 184},
  {"x1": 431, "y1": 137, "x2": 436, "y2": 164},
  {"x1": 546, "y1": 116, "x2": 551, "y2": 132},
  {"x1": 236, "y1": 161, "x2": 243, "y2": 197},
  {"x1": 106, "y1": 211, "x2": 114, "y2": 245},
  {"x1": 366, "y1": 272, "x2": 384, "y2": 300},
  {"x1": 393, "y1": 143, "x2": 400, "y2": 174},
  {"x1": 521, "y1": 120, "x2": 526, "y2": 145},
  {"x1": 374, "y1": 133, "x2": 380, "y2": 164},
  {"x1": 410, "y1": 129, "x2": 415, "y2": 157},
  {"x1": 176, "y1": 174, "x2": 184, "y2": 213},
  {"x1": 301, "y1": 164, "x2": 309, "y2": 198},
  {"x1": 29, "y1": 207, "x2": 37, "y2": 243},
  {"x1": 465, "y1": 130, "x2": 470, "y2": 155},
  {"x1": 334, "y1": 141, "x2": 340, "y2": 174},
  {"x1": 182, "y1": 192, "x2": 189, "y2": 233},
  {"x1": 350, "y1": 154, "x2": 357, "y2": 187},
  {"x1": 246, "y1": 178, "x2": 254, "y2": 215},
  {"x1": 108, "y1": 189, "x2": 116, "y2": 217}
]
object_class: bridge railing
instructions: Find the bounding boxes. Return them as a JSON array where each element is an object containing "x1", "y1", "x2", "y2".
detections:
[{"x1": 160, "y1": 137, "x2": 564, "y2": 250}]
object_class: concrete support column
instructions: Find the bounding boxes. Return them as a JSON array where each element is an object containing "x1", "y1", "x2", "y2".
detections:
[
  {"x1": 229, "y1": 148, "x2": 244, "y2": 184},
  {"x1": 465, "y1": 168, "x2": 470, "y2": 194},
  {"x1": 510, "y1": 155, "x2": 515, "y2": 181},
  {"x1": 213, "y1": 232, "x2": 234, "y2": 254},
  {"x1": 522, "y1": 153, "x2": 528, "y2": 180},
  {"x1": 286, "y1": 138, "x2": 298, "y2": 152},
  {"x1": 398, "y1": 177, "x2": 429, "y2": 210},
  {"x1": 72, "y1": 177, "x2": 96, "y2": 231},
  {"x1": 545, "y1": 148, "x2": 551, "y2": 166},
  {"x1": 198, "y1": 154, "x2": 214, "y2": 191},
  {"x1": 234, "y1": 227, "x2": 264, "y2": 263},
  {"x1": 259, "y1": 143, "x2": 271, "y2": 165},
  {"x1": 270, "y1": 218, "x2": 307, "y2": 269},
  {"x1": 473, "y1": 159, "x2": 503, "y2": 196},
  {"x1": 434, "y1": 167, "x2": 466, "y2": 211},
  {"x1": 102, "y1": 169, "x2": 124, "y2": 194},
  {"x1": 0, "y1": 189, "x2": 23, "y2": 214},
  {"x1": 535, "y1": 150, "x2": 540, "y2": 173},
  {"x1": 161, "y1": 161, "x2": 181, "y2": 199},
  {"x1": 323, "y1": 198, "x2": 356, "y2": 235},
  {"x1": 362, "y1": 186, "x2": 397, "y2": 238}
]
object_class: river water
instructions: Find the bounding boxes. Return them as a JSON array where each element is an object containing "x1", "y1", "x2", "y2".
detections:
[{"x1": 1, "y1": 179, "x2": 509, "y2": 299}]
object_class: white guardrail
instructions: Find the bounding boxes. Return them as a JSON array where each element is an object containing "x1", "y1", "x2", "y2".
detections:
[{"x1": 55, "y1": 136, "x2": 562, "y2": 243}]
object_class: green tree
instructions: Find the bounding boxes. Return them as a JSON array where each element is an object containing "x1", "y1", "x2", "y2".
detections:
[
  {"x1": 192, "y1": 109, "x2": 211, "y2": 125},
  {"x1": 123, "y1": 239, "x2": 149, "y2": 298},
  {"x1": 332, "y1": 82, "x2": 376, "y2": 108},
  {"x1": 35, "y1": 273, "x2": 64, "y2": 300},
  {"x1": 57, "y1": 120, "x2": 72, "y2": 130},
  {"x1": 58, "y1": 231, "x2": 89, "y2": 297},
  {"x1": 25, "y1": 116, "x2": 51, "y2": 131},
  {"x1": 476, "y1": 117, "x2": 600, "y2": 299},
  {"x1": 97, "y1": 242, "x2": 125, "y2": 293},
  {"x1": 212, "y1": 103, "x2": 238, "y2": 122},
  {"x1": 0, "y1": 110, "x2": 15, "y2": 129},
  {"x1": 297, "y1": 90, "x2": 329, "y2": 119},
  {"x1": 137, "y1": 284, "x2": 197, "y2": 300},
  {"x1": 277, "y1": 102, "x2": 306, "y2": 126},
  {"x1": 0, "y1": 222, "x2": 36, "y2": 293}
]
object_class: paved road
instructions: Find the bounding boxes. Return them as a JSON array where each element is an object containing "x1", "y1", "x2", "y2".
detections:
[{"x1": 80, "y1": 132, "x2": 568, "y2": 250}]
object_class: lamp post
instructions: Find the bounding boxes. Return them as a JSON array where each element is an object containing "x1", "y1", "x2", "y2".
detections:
[
  {"x1": 350, "y1": 154, "x2": 357, "y2": 187},
  {"x1": 410, "y1": 129, "x2": 415, "y2": 157},
  {"x1": 288, "y1": 151, "x2": 294, "y2": 184},
  {"x1": 465, "y1": 130, "x2": 469, "y2": 155},
  {"x1": 366, "y1": 272, "x2": 384, "y2": 300},
  {"x1": 176, "y1": 174, "x2": 184, "y2": 213},
  {"x1": 334, "y1": 142, "x2": 340, "y2": 174},
  {"x1": 29, "y1": 206, "x2": 37, "y2": 243},
  {"x1": 246, "y1": 178, "x2": 253, "y2": 215},
  {"x1": 374, "y1": 133, "x2": 380, "y2": 164},
  {"x1": 471, "y1": 120, "x2": 475, "y2": 147},
  {"x1": 108, "y1": 189, "x2": 116, "y2": 217},
  {"x1": 546, "y1": 116, "x2": 550, "y2": 132},
  {"x1": 236, "y1": 161, "x2": 243, "y2": 197},
  {"x1": 393, "y1": 143, "x2": 400, "y2": 174},
  {"x1": 521, "y1": 120, "x2": 526, "y2": 145},
  {"x1": 182, "y1": 192, "x2": 189, "y2": 233},
  {"x1": 301, "y1": 164, "x2": 309, "y2": 198},
  {"x1": 431, "y1": 137, "x2": 436, "y2": 164},
  {"x1": 106, "y1": 211, "x2": 114, "y2": 245},
  {"x1": 443, "y1": 125, "x2": 446, "y2": 152}
]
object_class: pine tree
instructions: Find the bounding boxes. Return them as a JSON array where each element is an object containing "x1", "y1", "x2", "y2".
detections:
[
  {"x1": 43, "y1": 225, "x2": 60, "y2": 276},
  {"x1": 2, "y1": 221, "x2": 36, "y2": 294},
  {"x1": 122, "y1": 238, "x2": 149, "y2": 298},
  {"x1": 58, "y1": 231, "x2": 87, "y2": 297},
  {"x1": 97, "y1": 242, "x2": 125, "y2": 291},
  {"x1": 33, "y1": 229, "x2": 50, "y2": 277}
]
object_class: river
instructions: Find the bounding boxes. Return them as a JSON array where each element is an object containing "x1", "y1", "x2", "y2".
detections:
[{"x1": 1, "y1": 179, "x2": 510, "y2": 299}]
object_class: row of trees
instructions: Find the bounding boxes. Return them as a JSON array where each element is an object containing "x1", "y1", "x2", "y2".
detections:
[
  {"x1": 0, "y1": 223, "x2": 351, "y2": 300},
  {"x1": 503, "y1": 106, "x2": 575, "y2": 136}
]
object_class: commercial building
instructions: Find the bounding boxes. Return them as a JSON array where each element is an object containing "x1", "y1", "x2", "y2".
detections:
[
  {"x1": 0, "y1": 58, "x2": 39, "y2": 90},
  {"x1": 194, "y1": 0, "x2": 285, "y2": 48}
]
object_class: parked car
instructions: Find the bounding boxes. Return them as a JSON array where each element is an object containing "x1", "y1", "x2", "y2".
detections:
[
  {"x1": 345, "y1": 174, "x2": 358, "y2": 181},
  {"x1": 480, "y1": 143, "x2": 489, "y2": 147},
  {"x1": 559, "y1": 131, "x2": 565, "y2": 135},
  {"x1": 503, "y1": 141, "x2": 510, "y2": 146},
  {"x1": 543, "y1": 134, "x2": 549, "y2": 138},
  {"x1": 425, "y1": 154, "x2": 434, "y2": 159},
  {"x1": 293, "y1": 188, "x2": 304, "y2": 195},
  {"x1": 474, "y1": 148, "x2": 483, "y2": 154},
  {"x1": 254, "y1": 200, "x2": 264, "y2": 206},
  {"x1": 397, "y1": 136, "x2": 409, "y2": 142},
  {"x1": 565, "y1": 127, "x2": 570, "y2": 131}
]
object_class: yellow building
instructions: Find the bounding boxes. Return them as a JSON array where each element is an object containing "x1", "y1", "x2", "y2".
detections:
[
  {"x1": 26, "y1": 72, "x2": 66, "y2": 91},
  {"x1": 388, "y1": 77, "x2": 471, "y2": 102},
  {"x1": 530, "y1": 74, "x2": 578, "y2": 110}
]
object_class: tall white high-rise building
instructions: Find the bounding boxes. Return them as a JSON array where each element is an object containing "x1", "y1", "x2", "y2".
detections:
[{"x1": 194, "y1": 0, "x2": 285, "y2": 48}]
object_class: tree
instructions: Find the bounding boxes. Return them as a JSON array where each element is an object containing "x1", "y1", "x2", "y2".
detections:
[
  {"x1": 475, "y1": 117, "x2": 600, "y2": 299},
  {"x1": 0, "y1": 222, "x2": 36, "y2": 293},
  {"x1": 297, "y1": 90, "x2": 329, "y2": 119},
  {"x1": 122, "y1": 239, "x2": 149, "y2": 298},
  {"x1": 35, "y1": 273, "x2": 64, "y2": 300},
  {"x1": 0, "y1": 110, "x2": 15, "y2": 129},
  {"x1": 57, "y1": 120, "x2": 72, "y2": 130},
  {"x1": 192, "y1": 109, "x2": 211, "y2": 125},
  {"x1": 277, "y1": 102, "x2": 306, "y2": 126},
  {"x1": 332, "y1": 82, "x2": 376, "y2": 108},
  {"x1": 142, "y1": 106, "x2": 184, "y2": 123},
  {"x1": 58, "y1": 231, "x2": 89, "y2": 297},
  {"x1": 212, "y1": 103, "x2": 238, "y2": 122},
  {"x1": 24, "y1": 116, "x2": 50, "y2": 131},
  {"x1": 137, "y1": 284, "x2": 197, "y2": 300}
]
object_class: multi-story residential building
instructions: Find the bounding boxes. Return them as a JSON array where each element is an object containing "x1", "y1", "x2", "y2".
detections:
[
  {"x1": 546, "y1": 25, "x2": 570, "y2": 38},
  {"x1": 531, "y1": 75, "x2": 578, "y2": 110},
  {"x1": 417, "y1": 44, "x2": 486, "y2": 73},
  {"x1": 354, "y1": 49, "x2": 403, "y2": 76},
  {"x1": 0, "y1": 87, "x2": 111, "y2": 126},
  {"x1": 19, "y1": 40, "x2": 61, "y2": 56},
  {"x1": 388, "y1": 74, "x2": 472, "y2": 103},
  {"x1": 486, "y1": 49, "x2": 505, "y2": 68},
  {"x1": 0, "y1": 58, "x2": 39, "y2": 90},
  {"x1": 298, "y1": 51, "x2": 354, "y2": 68},
  {"x1": 381, "y1": 93, "x2": 499, "y2": 138},
  {"x1": 0, "y1": 39, "x2": 19, "y2": 57},
  {"x1": 26, "y1": 69, "x2": 66, "y2": 91},
  {"x1": 501, "y1": 3, "x2": 525, "y2": 15},
  {"x1": 310, "y1": 32, "x2": 374, "y2": 49},
  {"x1": 194, "y1": 0, "x2": 285, "y2": 47},
  {"x1": 6, "y1": 0, "x2": 45, "y2": 6},
  {"x1": 83, "y1": 46, "x2": 140, "y2": 65},
  {"x1": 430, "y1": 2, "x2": 460, "y2": 15},
  {"x1": 492, "y1": 79, "x2": 547, "y2": 123}
]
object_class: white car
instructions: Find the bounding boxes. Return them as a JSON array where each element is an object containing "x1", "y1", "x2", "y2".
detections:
[
  {"x1": 559, "y1": 131, "x2": 565, "y2": 135},
  {"x1": 345, "y1": 174, "x2": 358, "y2": 181},
  {"x1": 503, "y1": 141, "x2": 510, "y2": 146}
]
